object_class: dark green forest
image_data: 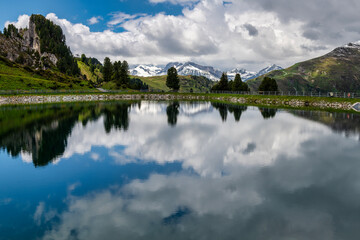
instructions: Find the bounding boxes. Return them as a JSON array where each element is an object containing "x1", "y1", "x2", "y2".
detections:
[{"x1": 30, "y1": 14, "x2": 80, "y2": 76}]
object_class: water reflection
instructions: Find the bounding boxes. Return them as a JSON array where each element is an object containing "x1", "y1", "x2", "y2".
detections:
[
  {"x1": 259, "y1": 107, "x2": 277, "y2": 119},
  {"x1": 290, "y1": 109, "x2": 360, "y2": 139},
  {"x1": 103, "y1": 103, "x2": 131, "y2": 133},
  {"x1": 166, "y1": 101, "x2": 180, "y2": 126},
  {"x1": 1, "y1": 101, "x2": 360, "y2": 240},
  {"x1": 211, "y1": 102, "x2": 248, "y2": 122}
]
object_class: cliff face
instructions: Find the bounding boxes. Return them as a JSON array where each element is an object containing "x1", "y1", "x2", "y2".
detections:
[
  {"x1": 22, "y1": 18, "x2": 41, "y2": 55},
  {"x1": 0, "y1": 16, "x2": 58, "y2": 69}
]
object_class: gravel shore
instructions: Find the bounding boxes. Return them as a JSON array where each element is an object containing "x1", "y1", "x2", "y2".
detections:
[{"x1": 0, "y1": 94, "x2": 355, "y2": 111}]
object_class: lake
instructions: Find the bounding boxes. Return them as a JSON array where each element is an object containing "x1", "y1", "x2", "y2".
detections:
[{"x1": 0, "y1": 101, "x2": 360, "y2": 240}]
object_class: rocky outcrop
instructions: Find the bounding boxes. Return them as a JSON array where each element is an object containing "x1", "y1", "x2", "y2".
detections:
[
  {"x1": 0, "y1": 17, "x2": 57, "y2": 68},
  {"x1": 22, "y1": 19, "x2": 41, "y2": 55}
]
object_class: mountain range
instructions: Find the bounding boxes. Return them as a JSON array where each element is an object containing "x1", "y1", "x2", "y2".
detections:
[
  {"x1": 2, "y1": 13, "x2": 360, "y2": 93},
  {"x1": 130, "y1": 62, "x2": 283, "y2": 81},
  {"x1": 247, "y1": 41, "x2": 360, "y2": 92}
]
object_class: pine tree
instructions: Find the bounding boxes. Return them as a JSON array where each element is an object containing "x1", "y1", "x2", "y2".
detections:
[
  {"x1": 81, "y1": 54, "x2": 86, "y2": 63},
  {"x1": 218, "y1": 72, "x2": 229, "y2": 90},
  {"x1": 120, "y1": 60, "x2": 129, "y2": 86},
  {"x1": 102, "y1": 57, "x2": 113, "y2": 82},
  {"x1": 113, "y1": 61, "x2": 122, "y2": 87},
  {"x1": 232, "y1": 74, "x2": 242, "y2": 91},
  {"x1": 166, "y1": 67, "x2": 180, "y2": 91}
]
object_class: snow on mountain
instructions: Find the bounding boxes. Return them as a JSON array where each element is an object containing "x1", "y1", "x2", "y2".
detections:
[
  {"x1": 133, "y1": 101, "x2": 213, "y2": 116},
  {"x1": 227, "y1": 68, "x2": 256, "y2": 81},
  {"x1": 163, "y1": 62, "x2": 223, "y2": 81},
  {"x1": 344, "y1": 41, "x2": 360, "y2": 49},
  {"x1": 130, "y1": 62, "x2": 282, "y2": 81},
  {"x1": 253, "y1": 64, "x2": 283, "y2": 79},
  {"x1": 130, "y1": 65, "x2": 163, "y2": 77}
]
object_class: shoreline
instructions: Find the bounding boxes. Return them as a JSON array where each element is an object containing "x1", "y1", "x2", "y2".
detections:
[{"x1": 0, "y1": 93, "x2": 358, "y2": 112}]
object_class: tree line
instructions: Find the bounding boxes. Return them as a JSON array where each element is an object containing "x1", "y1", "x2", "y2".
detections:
[
  {"x1": 102, "y1": 57, "x2": 148, "y2": 90},
  {"x1": 211, "y1": 73, "x2": 250, "y2": 91},
  {"x1": 211, "y1": 72, "x2": 278, "y2": 92}
]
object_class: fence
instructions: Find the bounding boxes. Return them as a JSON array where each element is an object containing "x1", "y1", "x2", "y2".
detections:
[
  {"x1": 1, "y1": 89, "x2": 360, "y2": 99},
  {"x1": 211, "y1": 91, "x2": 360, "y2": 99}
]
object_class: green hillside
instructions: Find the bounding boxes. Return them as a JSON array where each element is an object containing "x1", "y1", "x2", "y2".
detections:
[
  {"x1": 77, "y1": 60, "x2": 103, "y2": 83},
  {"x1": 0, "y1": 56, "x2": 91, "y2": 90},
  {"x1": 248, "y1": 45, "x2": 360, "y2": 92},
  {"x1": 134, "y1": 75, "x2": 214, "y2": 92}
]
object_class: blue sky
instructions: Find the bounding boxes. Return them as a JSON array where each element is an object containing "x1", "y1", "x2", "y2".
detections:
[
  {"x1": 1, "y1": 0, "x2": 184, "y2": 32},
  {"x1": 2, "y1": 0, "x2": 360, "y2": 70}
]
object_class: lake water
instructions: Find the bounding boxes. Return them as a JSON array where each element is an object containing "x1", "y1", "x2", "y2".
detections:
[{"x1": 0, "y1": 101, "x2": 360, "y2": 240}]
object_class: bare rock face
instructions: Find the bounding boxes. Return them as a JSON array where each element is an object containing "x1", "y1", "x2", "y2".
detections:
[
  {"x1": 1, "y1": 17, "x2": 59, "y2": 69},
  {"x1": 41, "y1": 52, "x2": 58, "y2": 66},
  {"x1": 22, "y1": 19, "x2": 41, "y2": 55}
]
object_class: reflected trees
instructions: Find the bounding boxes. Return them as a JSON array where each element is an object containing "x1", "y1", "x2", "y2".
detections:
[
  {"x1": 166, "y1": 101, "x2": 180, "y2": 126},
  {"x1": 259, "y1": 108, "x2": 277, "y2": 119},
  {"x1": 211, "y1": 103, "x2": 247, "y2": 122}
]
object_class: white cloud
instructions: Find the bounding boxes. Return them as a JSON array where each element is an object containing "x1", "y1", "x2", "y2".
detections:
[
  {"x1": 21, "y1": 151, "x2": 33, "y2": 163},
  {"x1": 5, "y1": 14, "x2": 29, "y2": 29},
  {"x1": 149, "y1": 0, "x2": 199, "y2": 5},
  {"x1": 90, "y1": 153, "x2": 101, "y2": 161},
  {"x1": 6, "y1": 0, "x2": 360, "y2": 70},
  {"x1": 34, "y1": 202, "x2": 45, "y2": 225},
  {"x1": 87, "y1": 16, "x2": 102, "y2": 25},
  {"x1": 107, "y1": 12, "x2": 146, "y2": 27},
  {"x1": 41, "y1": 130, "x2": 360, "y2": 239},
  {"x1": 56, "y1": 102, "x2": 333, "y2": 177}
]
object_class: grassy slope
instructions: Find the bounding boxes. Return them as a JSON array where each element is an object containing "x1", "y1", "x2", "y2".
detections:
[
  {"x1": 248, "y1": 48, "x2": 360, "y2": 92},
  {"x1": 102, "y1": 75, "x2": 214, "y2": 92},
  {"x1": 0, "y1": 56, "x2": 92, "y2": 90},
  {"x1": 77, "y1": 61, "x2": 103, "y2": 82}
]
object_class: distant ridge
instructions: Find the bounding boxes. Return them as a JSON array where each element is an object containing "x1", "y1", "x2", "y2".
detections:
[
  {"x1": 247, "y1": 41, "x2": 360, "y2": 92},
  {"x1": 130, "y1": 62, "x2": 282, "y2": 81}
]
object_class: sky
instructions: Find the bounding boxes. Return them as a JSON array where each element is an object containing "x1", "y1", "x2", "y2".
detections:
[{"x1": 2, "y1": 0, "x2": 360, "y2": 71}]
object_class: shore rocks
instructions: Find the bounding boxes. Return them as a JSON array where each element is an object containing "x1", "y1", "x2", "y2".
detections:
[{"x1": 0, "y1": 94, "x2": 354, "y2": 111}]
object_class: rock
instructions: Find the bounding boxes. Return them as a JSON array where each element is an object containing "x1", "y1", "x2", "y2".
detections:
[{"x1": 22, "y1": 18, "x2": 41, "y2": 55}]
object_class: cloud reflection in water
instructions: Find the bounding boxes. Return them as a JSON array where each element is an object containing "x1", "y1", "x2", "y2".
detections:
[{"x1": 33, "y1": 102, "x2": 360, "y2": 240}]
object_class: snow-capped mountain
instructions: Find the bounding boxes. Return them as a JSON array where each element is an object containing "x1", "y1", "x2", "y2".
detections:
[
  {"x1": 130, "y1": 65, "x2": 163, "y2": 77},
  {"x1": 252, "y1": 64, "x2": 283, "y2": 79},
  {"x1": 227, "y1": 68, "x2": 256, "y2": 81},
  {"x1": 130, "y1": 62, "x2": 282, "y2": 81},
  {"x1": 162, "y1": 62, "x2": 223, "y2": 81}
]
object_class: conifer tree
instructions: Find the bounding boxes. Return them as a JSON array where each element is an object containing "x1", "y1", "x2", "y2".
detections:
[
  {"x1": 103, "y1": 57, "x2": 113, "y2": 82},
  {"x1": 166, "y1": 67, "x2": 180, "y2": 91},
  {"x1": 218, "y1": 72, "x2": 229, "y2": 90},
  {"x1": 120, "y1": 60, "x2": 130, "y2": 86},
  {"x1": 232, "y1": 74, "x2": 242, "y2": 91}
]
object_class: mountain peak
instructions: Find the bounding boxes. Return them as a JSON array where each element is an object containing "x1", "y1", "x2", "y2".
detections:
[
  {"x1": 344, "y1": 41, "x2": 360, "y2": 48},
  {"x1": 130, "y1": 62, "x2": 282, "y2": 81}
]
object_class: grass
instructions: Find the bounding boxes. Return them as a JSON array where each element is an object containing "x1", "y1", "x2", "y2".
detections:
[
  {"x1": 105, "y1": 75, "x2": 214, "y2": 93},
  {"x1": 137, "y1": 75, "x2": 170, "y2": 91},
  {"x1": 0, "y1": 56, "x2": 92, "y2": 90},
  {"x1": 77, "y1": 61, "x2": 102, "y2": 83}
]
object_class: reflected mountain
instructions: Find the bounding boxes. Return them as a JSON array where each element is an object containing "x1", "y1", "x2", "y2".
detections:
[
  {"x1": 0, "y1": 102, "x2": 132, "y2": 167},
  {"x1": 1, "y1": 101, "x2": 360, "y2": 239},
  {"x1": 289, "y1": 110, "x2": 360, "y2": 139}
]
